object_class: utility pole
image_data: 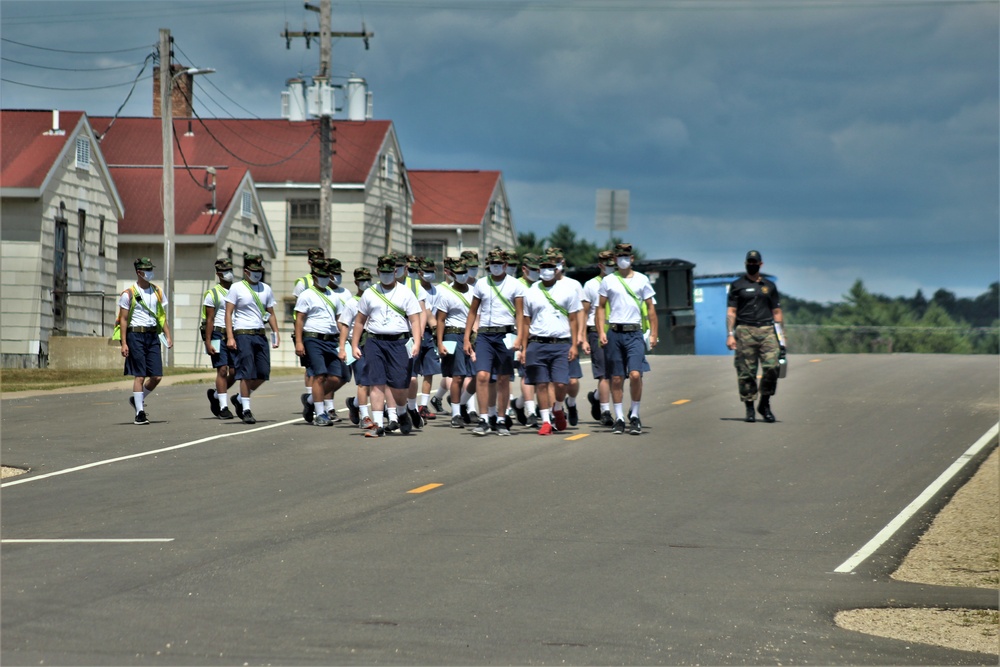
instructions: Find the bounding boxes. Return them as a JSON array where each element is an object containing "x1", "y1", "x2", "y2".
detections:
[
  {"x1": 283, "y1": 0, "x2": 372, "y2": 251},
  {"x1": 159, "y1": 28, "x2": 175, "y2": 367}
]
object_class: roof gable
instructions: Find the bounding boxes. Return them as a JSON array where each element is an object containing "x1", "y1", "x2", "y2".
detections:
[
  {"x1": 410, "y1": 170, "x2": 501, "y2": 227},
  {"x1": 1, "y1": 110, "x2": 86, "y2": 190}
]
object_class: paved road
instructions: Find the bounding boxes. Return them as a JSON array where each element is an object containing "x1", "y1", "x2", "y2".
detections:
[{"x1": 2, "y1": 354, "x2": 997, "y2": 665}]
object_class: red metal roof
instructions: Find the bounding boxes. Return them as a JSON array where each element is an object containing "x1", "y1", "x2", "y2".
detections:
[
  {"x1": 109, "y1": 165, "x2": 250, "y2": 236},
  {"x1": 92, "y1": 117, "x2": 391, "y2": 185},
  {"x1": 410, "y1": 170, "x2": 500, "y2": 226},
  {"x1": 1, "y1": 110, "x2": 86, "y2": 190}
]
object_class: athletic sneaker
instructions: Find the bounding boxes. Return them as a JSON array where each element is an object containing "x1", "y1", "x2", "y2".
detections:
[
  {"x1": 419, "y1": 405, "x2": 436, "y2": 421},
  {"x1": 231, "y1": 395, "x2": 244, "y2": 419},
  {"x1": 629, "y1": 416, "x2": 642, "y2": 435},
  {"x1": 450, "y1": 415, "x2": 465, "y2": 428},
  {"x1": 408, "y1": 407, "x2": 424, "y2": 429},
  {"x1": 242, "y1": 410, "x2": 256, "y2": 425},
  {"x1": 133, "y1": 410, "x2": 149, "y2": 425},
  {"x1": 600, "y1": 410, "x2": 614, "y2": 427},
  {"x1": 488, "y1": 414, "x2": 499, "y2": 434},
  {"x1": 346, "y1": 396, "x2": 360, "y2": 425},
  {"x1": 537, "y1": 421, "x2": 554, "y2": 436},
  {"x1": 513, "y1": 401, "x2": 528, "y2": 426},
  {"x1": 553, "y1": 409, "x2": 568, "y2": 432},
  {"x1": 430, "y1": 396, "x2": 444, "y2": 414},
  {"x1": 301, "y1": 393, "x2": 314, "y2": 423},
  {"x1": 315, "y1": 413, "x2": 333, "y2": 427},
  {"x1": 385, "y1": 419, "x2": 399, "y2": 433},
  {"x1": 567, "y1": 403, "x2": 578, "y2": 426},
  {"x1": 398, "y1": 411, "x2": 413, "y2": 435},
  {"x1": 526, "y1": 413, "x2": 538, "y2": 428},
  {"x1": 460, "y1": 404, "x2": 470, "y2": 424},
  {"x1": 496, "y1": 421, "x2": 511, "y2": 436},
  {"x1": 360, "y1": 416, "x2": 376, "y2": 430},
  {"x1": 207, "y1": 388, "x2": 220, "y2": 417},
  {"x1": 365, "y1": 426, "x2": 385, "y2": 438},
  {"x1": 129, "y1": 397, "x2": 148, "y2": 420},
  {"x1": 587, "y1": 390, "x2": 601, "y2": 421},
  {"x1": 467, "y1": 410, "x2": 479, "y2": 425},
  {"x1": 218, "y1": 407, "x2": 234, "y2": 420},
  {"x1": 503, "y1": 414, "x2": 513, "y2": 431},
  {"x1": 612, "y1": 418, "x2": 625, "y2": 434},
  {"x1": 470, "y1": 419, "x2": 491, "y2": 436}
]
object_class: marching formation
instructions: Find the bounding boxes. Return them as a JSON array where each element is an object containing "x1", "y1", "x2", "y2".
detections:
[{"x1": 117, "y1": 245, "x2": 783, "y2": 432}]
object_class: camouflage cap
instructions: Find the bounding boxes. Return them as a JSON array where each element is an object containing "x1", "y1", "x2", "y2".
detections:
[
  {"x1": 486, "y1": 248, "x2": 506, "y2": 264},
  {"x1": 406, "y1": 254, "x2": 422, "y2": 269},
  {"x1": 420, "y1": 257, "x2": 437, "y2": 272},
  {"x1": 614, "y1": 243, "x2": 633, "y2": 256},
  {"x1": 521, "y1": 253, "x2": 541, "y2": 270},
  {"x1": 449, "y1": 258, "x2": 468, "y2": 273},
  {"x1": 377, "y1": 255, "x2": 397, "y2": 272},
  {"x1": 326, "y1": 257, "x2": 343, "y2": 274},
  {"x1": 307, "y1": 247, "x2": 325, "y2": 261},
  {"x1": 310, "y1": 258, "x2": 331, "y2": 277},
  {"x1": 134, "y1": 256, "x2": 154, "y2": 270},
  {"x1": 214, "y1": 258, "x2": 233, "y2": 272},
  {"x1": 544, "y1": 246, "x2": 564, "y2": 261},
  {"x1": 539, "y1": 255, "x2": 558, "y2": 267},
  {"x1": 460, "y1": 250, "x2": 480, "y2": 267},
  {"x1": 745, "y1": 250, "x2": 763, "y2": 262},
  {"x1": 503, "y1": 250, "x2": 519, "y2": 265},
  {"x1": 354, "y1": 267, "x2": 372, "y2": 281},
  {"x1": 598, "y1": 249, "x2": 615, "y2": 262},
  {"x1": 244, "y1": 253, "x2": 264, "y2": 271}
]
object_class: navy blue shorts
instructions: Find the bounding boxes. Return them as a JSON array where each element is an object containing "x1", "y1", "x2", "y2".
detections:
[
  {"x1": 352, "y1": 345, "x2": 369, "y2": 386},
  {"x1": 303, "y1": 337, "x2": 345, "y2": 378},
  {"x1": 124, "y1": 331, "x2": 162, "y2": 378},
  {"x1": 605, "y1": 329, "x2": 646, "y2": 378},
  {"x1": 568, "y1": 355, "x2": 583, "y2": 379},
  {"x1": 233, "y1": 333, "x2": 270, "y2": 381},
  {"x1": 587, "y1": 330, "x2": 607, "y2": 379},
  {"x1": 364, "y1": 336, "x2": 411, "y2": 389},
  {"x1": 209, "y1": 332, "x2": 233, "y2": 369},
  {"x1": 440, "y1": 332, "x2": 473, "y2": 378},
  {"x1": 525, "y1": 342, "x2": 570, "y2": 385},
  {"x1": 473, "y1": 332, "x2": 514, "y2": 377},
  {"x1": 414, "y1": 331, "x2": 442, "y2": 377}
]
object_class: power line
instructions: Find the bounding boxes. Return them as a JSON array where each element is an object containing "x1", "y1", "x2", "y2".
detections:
[
  {"x1": 0, "y1": 37, "x2": 153, "y2": 54},
  {"x1": 0, "y1": 56, "x2": 148, "y2": 72},
  {"x1": 97, "y1": 52, "x2": 157, "y2": 141},
  {"x1": 0, "y1": 75, "x2": 154, "y2": 91}
]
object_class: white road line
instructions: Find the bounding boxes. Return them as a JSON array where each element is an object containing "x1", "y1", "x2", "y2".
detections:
[
  {"x1": 2, "y1": 539, "x2": 174, "y2": 544},
  {"x1": 834, "y1": 421, "x2": 999, "y2": 574},
  {"x1": 1, "y1": 418, "x2": 302, "y2": 488}
]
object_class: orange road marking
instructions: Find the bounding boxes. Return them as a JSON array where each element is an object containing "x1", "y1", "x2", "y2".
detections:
[
  {"x1": 407, "y1": 483, "x2": 443, "y2": 494},
  {"x1": 672, "y1": 399, "x2": 691, "y2": 405},
  {"x1": 565, "y1": 434, "x2": 589, "y2": 441}
]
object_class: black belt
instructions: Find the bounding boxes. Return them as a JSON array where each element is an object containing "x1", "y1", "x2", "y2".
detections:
[
  {"x1": 736, "y1": 321, "x2": 774, "y2": 327},
  {"x1": 234, "y1": 328, "x2": 266, "y2": 335},
  {"x1": 370, "y1": 332, "x2": 408, "y2": 341},
  {"x1": 302, "y1": 332, "x2": 339, "y2": 342},
  {"x1": 443, "y1": 326, "x2": 465, "y2": 335},
  {"x1": 127, "y1": 326, "x2": 157, "y2": 333},
  {"x1": 586, "y1": 325, "x2": 598, "y2": 333},
  {"x1": 609, "y1": 323, "x2": 641, "y2": 332},
  {"x1": 529, "y1": 336, "x2": 570, "y2": 344},
  {"x1": 213, "y1": 326, "x2": 226, "y2": 333},
  {"x1": 478, "y1": 325, "x2": 514, "y2": 334}
]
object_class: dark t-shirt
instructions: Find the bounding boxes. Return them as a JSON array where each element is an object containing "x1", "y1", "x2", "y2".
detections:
[{"x1": 727, "y1": 275, "x2": 780, "y2": 326}]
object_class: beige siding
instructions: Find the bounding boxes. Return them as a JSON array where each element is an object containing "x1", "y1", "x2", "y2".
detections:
[{"x1": 1, "y1": 241, "x2": 44, "y2": 359}]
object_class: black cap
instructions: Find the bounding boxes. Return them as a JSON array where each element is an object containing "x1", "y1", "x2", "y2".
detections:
[{"x1": 745, "y1": 250, "x2": 763, "y2": 263}]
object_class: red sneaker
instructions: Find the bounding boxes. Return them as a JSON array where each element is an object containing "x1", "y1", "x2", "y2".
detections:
[
  {"x1": 360, "y1": 416, "x2": 376, "y2": 430},
  {"x1": 553, "y1": 409, "x2": 568, "y2": 431},
  {"x1": 537, "y1": 421, "x2": 554, "y2": 436},
  {"x1": 419, "y1": 405, "x2": 436, "y2": 420}
]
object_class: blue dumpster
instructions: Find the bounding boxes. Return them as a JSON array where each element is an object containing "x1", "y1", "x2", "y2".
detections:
[{"x1": 693, "y1": 274, "x2": 777, "y2": 355}]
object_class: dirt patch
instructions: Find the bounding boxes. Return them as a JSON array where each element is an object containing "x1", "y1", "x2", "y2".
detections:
[{"x1": 2, "y1": 466, "x2": 27, "y2": 479}]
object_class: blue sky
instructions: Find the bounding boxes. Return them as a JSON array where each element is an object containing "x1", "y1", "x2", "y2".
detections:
[{"x1": 2, "y1": 0, "x2": 997, "y2": 303}]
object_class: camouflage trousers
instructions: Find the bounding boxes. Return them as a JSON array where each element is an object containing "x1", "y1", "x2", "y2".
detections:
[{"x1": 734, "y1": 324, "x2": 780, "y2": 402}]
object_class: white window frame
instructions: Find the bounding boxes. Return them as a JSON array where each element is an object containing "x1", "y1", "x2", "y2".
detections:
[
  {"x1": 75, "y1": 137, "x2": 91, "y2": 170},
  {"x1": 241, "y1": 191, "x2": 252, "y2": 219},
  {"x1": 382, "y1": 152, "x2": 396, "y2": 183}
]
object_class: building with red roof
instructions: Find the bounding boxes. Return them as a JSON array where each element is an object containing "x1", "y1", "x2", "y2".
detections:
[{"x1": 1, "y1": 110, "x2": 123, "y2": 368}]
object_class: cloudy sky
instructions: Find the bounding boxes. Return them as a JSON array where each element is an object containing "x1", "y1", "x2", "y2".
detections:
[{"x1": 2, "y1": 0, "x2": 997, "y2": 303}]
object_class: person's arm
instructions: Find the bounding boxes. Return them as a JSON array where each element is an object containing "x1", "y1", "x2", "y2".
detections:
[
  {"x1": 351, "y1": 312, "x2": 368, "y2": 360},
  {"x1": 596, "y1": 296, "x2": 608, "y2": 346},
  {"x1": 267, "y1": 306, "x2": 280, "y2": 348},
  {"x1": 644, "y1": 297, "x2": 657, "y2": 348},
  {"x1": 436, "y1": 309, "x2": 448, "y2": 356},
  {"x1": 463, "y1": 296, "x2": 481, "y2": 357},
  {"x1": 513, "y1": 296, "x2": 525, "y2": 353},
  {"x1": 118, "y1": 304, "x2": 130, "y2": 358},
  {"x1": 204, "y1": 304, "x2": 217, "y2": 355},
  {"x1": 772, "y1": 307, "x2": 786, "y2": 348},
  {"x1": 294, "y1": 309, "x2": 306, "y2": 356},
  {"x1": 225, "y1": 302, "x2": 237, "y2": 350},
  {"x1": 408, "y1": 313, "x2": 422, "y2": 358},
  {"x1": 161, "y1": 319, "x2": 173, "y2": 349},
  {"x1": 726, "y1": 306, "x2": 738, "y2": 351}
]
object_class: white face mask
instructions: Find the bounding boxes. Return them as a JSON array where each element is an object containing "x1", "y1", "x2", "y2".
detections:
[
  {"x1": 379, "y1": 272, "x2": 396, "y2": 286},
  {"x1": 140, "y1": 270, "x2": 154, "y2": 281},
  {"x1": 616, "y1": 257, "x2": 631, "y2": 271},
  {"x1": 556, "y1": 262, "x2": 564, "y2": 273},
  {"x1": 221, "y1": 270, "x2": 234, "y2": 282},
  {"x1": 453, "y1": 273, "x2": 469, "y2": 285},
  {"x1": 527, "y1": 269, "x2": 540, "y2": 282},
  {"x1": 467, "y1": 266, "x2": 479, "y2": 279},
  {"x1": 358, "y1": 280, "x2": 372, "y2": 291},
  {"x1": 315, "y1": 276, "x2": 331, "y2": 289},
  {"x1": 505, "y1": 265, "x2": 517, "y2": 277},
  {"x1": 332, "y1": 274, "x2": 342, "y2": 286},
  {"x1": 408, "y1": 270, "x2": 421, "y2": 280},
  {"x1": 603, "y1": 262, "x2": 616, "y2": 274},
  {"x1": 247, "y1": 271, "x2": 263, "y2": 283},
  {"x1": 395, "y1": 266, "x2": 406, "y2": 279},
  {"x1": 423, "y1": 272, "x2": 436, "y2": 283},
  {"x1": 539, "y1": 268, "x2": 556, "y2": 282},
  {"x1": 489, "y1": 263, "x2": 506, "y2": 277}
]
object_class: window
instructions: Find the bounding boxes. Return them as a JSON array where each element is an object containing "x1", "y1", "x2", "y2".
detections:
[
  {"x1": 288, "y1": 199, "x2": 320, "y2": 253},
  {"x1": 491, "y1": 201, "x2": 505, "y2": 226},
  {"x1": 381, "y1": 153, "x2": 396, "y2": 183},
  {"x1": 77, "y1": 209, "x2": 86, "y2": 270},
  {"x1": 241, "y1": 191, "x2": 253, "y2": 219},
  {"x1": 383, "y1": 205, "x2": 393, "y2": 253},
  {"x1": 413, "y1": 241, "x2": 446, "y2": 266},
  {"x1": 98, "y1": 215, "x2": 106, "y2": 257},
  {"x1": 75, "y1": 137, "x2": 90, "y2": 169}
]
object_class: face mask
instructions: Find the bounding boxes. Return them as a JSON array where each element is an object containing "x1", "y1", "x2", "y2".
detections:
[
  {"x1": 489, "y1": 263, "x2": 506, "y2": 277},
  {"x1": 221, "y1": 271, "x2": 234, "y2": 282},
  {"x1": 556, "y1": 262, "x2": 564, "y2": 273},
  {"x1": 408, "y1": 270, "x2": 421, "y2": 280},
  {"x1": 140, "y1": 270, "x2": 154, "y2": 281},
  {"x1": 616, "y1": 257, "x2": 631, "y2": 271},
  {"x1": 505, "y1": 266, "x2": 517, "y2": 277},
  {"x1": 454, "y1": 273, "x2": 469, "y2": 285},
  {"x1": 395, "y1": 266, "x2": 405, "y2": 279},
  {"x1": 423, "y1": 272, "x2": 436, "y2": 283},
  {"x1": 315, "y1": 276, "x2": 331, "y2": 289},
  {"x1": 379, "y1": 272, "x2": 396, "y2": 286},
  {"x1": 539, "y1": 268, "x2": 556, "y2": 281},
  {"x1": 467, "y1": 266, "x2": 479, "y2": 279},
  {"x1": 527, "y1": 269, "x2": 540, "y2": 282},
  {"x1": 358, "y1": 280, "x2": 372, "y2": 291},
  {"x1": 247, "y1": 271, "x2": 263, "y2": 283},
  {"x1": 746, "y1": 263, "x2": 761, "y2": 276},
  {"x1": 332, "y1": 274, "x2": 342, "y2": 286}
]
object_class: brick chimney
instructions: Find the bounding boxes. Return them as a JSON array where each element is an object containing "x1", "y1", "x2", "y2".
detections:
[{"x1": 152, "y1": 64, "x2": 194, "y2": 118}]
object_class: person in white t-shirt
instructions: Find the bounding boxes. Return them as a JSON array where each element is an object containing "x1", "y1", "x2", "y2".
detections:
[
  {"x1": 202, "y1": 258, "x2": 236, "y2": 420},
  {"x1": 581, "y1": 249, "x2": 616, "y2": 426},
  {"x1": 294, "y1": 259, "x2": 346, "y2": 427}
]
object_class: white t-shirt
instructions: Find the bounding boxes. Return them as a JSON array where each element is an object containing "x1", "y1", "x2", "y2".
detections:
[
  {"x1": 598, "y1": 271, "x2": 655, "y2": 325},
  {"x1": 202, "y1": 284, "x2": 230, "y2": 329},
  {"x1": 471, "y1": 274, "x2": 526, "y2": 328},
  {"x1": 338, "y1": 294, "x2": 362, "y2": 340},
  {"x1": 523, "y1": 280, "x2": 582, "y2": 338},
  {"x1": 435, "y1": 283, "x2": 473, "y2": 329},
  {"x1": 295, "y1": 286, "x2": 341, "y2": 334},
  {"x1": 581, "y1": 275, "x2": 603, "y2": 327},
  {"x1": 226, "y1": 280, "x2": 276, "y2": 329},
  {"x1": 358, "y1": 282, "x2": 422, "y2": 335},
  {"x1": 119, "y1": 283, "x2": 166, "y2": 329}
]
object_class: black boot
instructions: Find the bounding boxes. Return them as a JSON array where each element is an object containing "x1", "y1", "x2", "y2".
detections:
[
  {"x1": 757, "y1": 396, "x2": 776, "y2": 423},
  {"x1": 744, "y1": 401, "x2": 756, "y2": 423}
]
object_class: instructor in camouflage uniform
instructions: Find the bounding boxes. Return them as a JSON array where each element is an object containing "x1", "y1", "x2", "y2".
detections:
[{"x1": 726, "y1": 250, "x2": 783, "y2": 423}]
